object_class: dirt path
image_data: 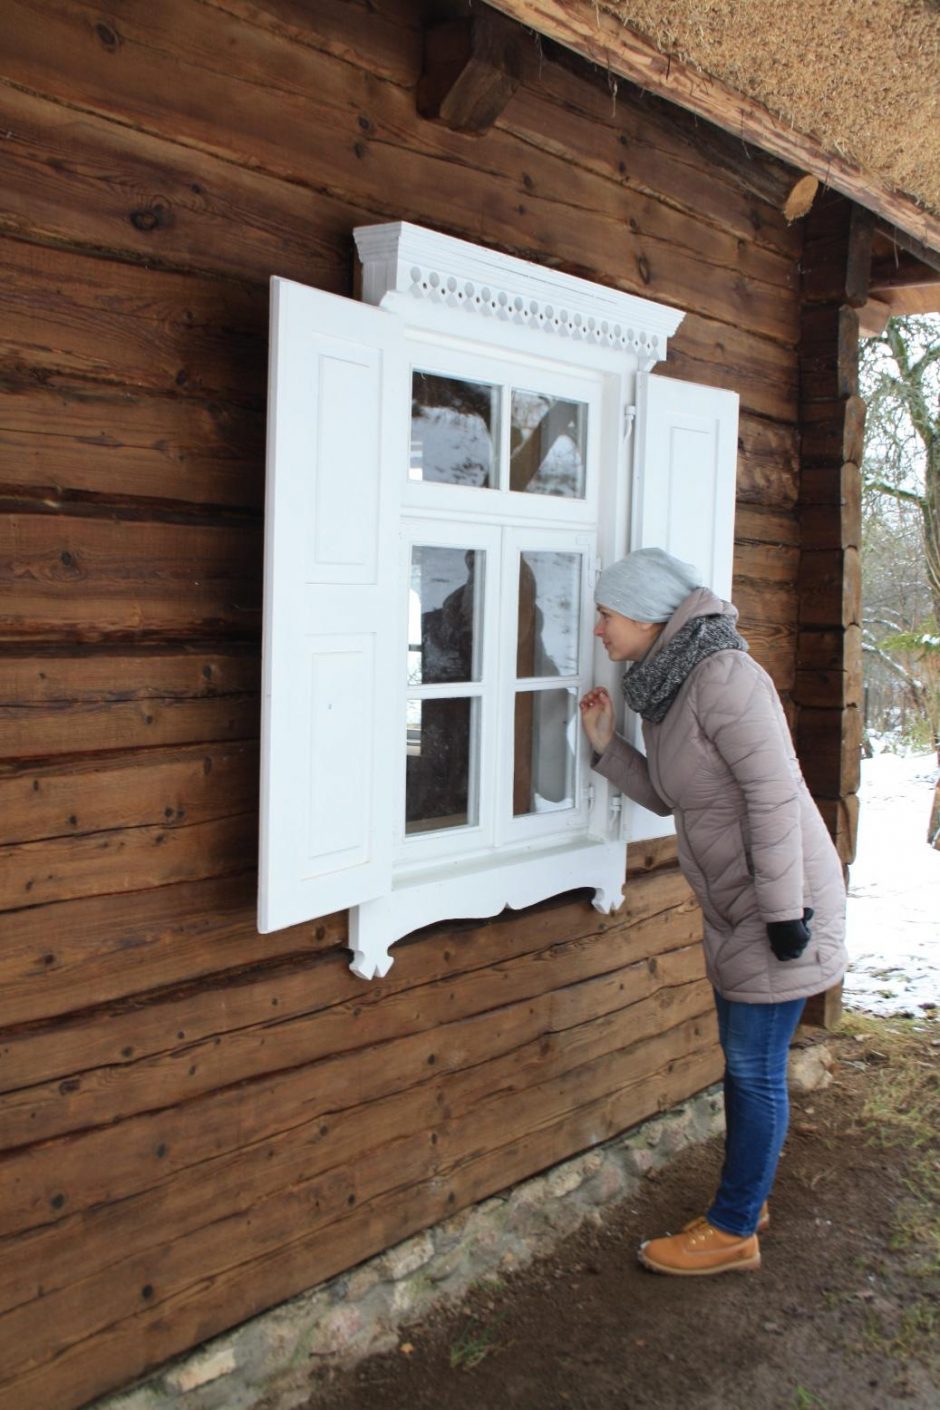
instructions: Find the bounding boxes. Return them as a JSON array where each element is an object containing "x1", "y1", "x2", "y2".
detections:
[{"x1": 306, "y1": 1017, "x2": 939, "y2": 1410}]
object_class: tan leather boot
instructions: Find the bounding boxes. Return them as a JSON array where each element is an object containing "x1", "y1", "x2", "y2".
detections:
[
  {"x1": 639, "y1": 1218, "x2": 761, "y2": 1276},
  {"x1": 683, "y1": 1201, "x2": 769, "y2": 1236}
]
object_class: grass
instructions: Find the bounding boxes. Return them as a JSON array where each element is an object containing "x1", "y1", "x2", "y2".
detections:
[
  {"x1": 791, "y1": 1386, "x2": 828, "y2": 1409},
  {"x1": 448, "y1": 1312, "x2": 508, "y2": 1371},
  {"x1": 836, "y1": 1012, "x2": 940, "y2": 1275},
  {"x1": 860, "y1": 1297, "x2": 940, "y2": 1362}
]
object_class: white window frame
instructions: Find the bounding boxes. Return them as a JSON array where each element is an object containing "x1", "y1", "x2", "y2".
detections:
[{"x1": 259, "y1": 222, "x2": 738, "y2": 980}]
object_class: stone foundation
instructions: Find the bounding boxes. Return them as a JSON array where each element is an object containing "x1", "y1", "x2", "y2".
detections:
[{"x1": 91, "y1": 1046, "x2": 832, "y2": 1410}]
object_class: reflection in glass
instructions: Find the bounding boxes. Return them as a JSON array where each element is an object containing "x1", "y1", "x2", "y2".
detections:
[
  {"x1": 510, "y1": 391, "x2": 587, "y2": 498},
  {"x1": 411, "y1": 372, "x2": 499, "y2": 487},
  {"x1": 409, "y1": 546, "x2": 482, "y2": 685},
  {"x1": 513, "y1": 688, "x2": 577, "y2": 817},
  {"x1": 405, "y1": 697, "x2": 479, "y2": 833},
  {"x1": 517, "y1": 552, "x2": 581, "y2": 678}
]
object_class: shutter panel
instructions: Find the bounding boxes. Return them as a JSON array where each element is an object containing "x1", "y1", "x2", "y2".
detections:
[
  {"x1": 258, "y1": 278, "x2": 405, "y2": 933},
  {"x1": 623, "y1": 372, "x2": 740, "y2": 841}
]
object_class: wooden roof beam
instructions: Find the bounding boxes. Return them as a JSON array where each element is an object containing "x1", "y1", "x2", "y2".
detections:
[
  {"x1": 417, "y1": 10, "x2": 524, "y2": 133},
  {"x1": 869, "y1": 254, "x2": 940, "y2": 294},
  {"x1": 489, "y1": 0, "x2": 940, "y2": 254},
  {"x1": 871, "y1": 220, "x2": 940, "y2": 277}
]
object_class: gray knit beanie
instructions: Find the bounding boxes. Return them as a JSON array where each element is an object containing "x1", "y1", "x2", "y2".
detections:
[{"x1": 594, "y1": 548, "x2": 703, "y2": 622}]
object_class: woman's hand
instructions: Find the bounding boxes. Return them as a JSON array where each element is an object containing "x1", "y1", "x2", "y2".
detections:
[{"x1": 579, "y1": 687, "x2": 615, "y2": 754}]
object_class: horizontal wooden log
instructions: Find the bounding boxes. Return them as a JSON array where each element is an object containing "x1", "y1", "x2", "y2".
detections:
[
  {"x1": 799, "y1": 396, "x2": 867, "y2": 468},
  {"x1": 0, "y1": 813, "x2": 257, "y2": 911},
  {"x1": 0, "y1": 880, "x2": 699, "y2": 1233},
  {"x1": 1, "y1": 1034, "x2": 719, "y2": 1410},
  {"x1": 795, "y1": 625, "x2": 864, "y2": 711},
  {"x1": 798, "y1": 548, "x2": 861, "y2": 628},
  {"x1": 0, "y1": 1000, "x2": 714, "y2": 1355},
  {"x1": 0, "y1": 650, "x2": 260, "y2": 761},
  {"x1": 503, "y1": 47, "x2": 802, "y2": 260},
  {"x1": 799, "y1": 462, "x2": 863, "y2": 508},
  {"x1": 0, "y1": 908, "x2": 704, "y2": 1149},
  {"x1": 208, "y1": 0, "x2": 421, "y2": 89},
  {"x1": 1, "y1": 741, "x2": 257, "y2": 847},
  {"x1": 665, "y1": 314, "x2": 798, "y2": 423},
  {"x1": 797, "y1": 624, "x2": 863, "y2": 674},
  {"x1": 735, "y1": 413, "x2": 800, "y2": 508},
  {"x1": 0, "y1": 11, "x2": 799, "y2": 343},
  {"x1": 738, "y1": 622, "x2": 796, "y2": 691},
  {"x1": 0, "y1": 376, "x2": 266, "y2": 510},
  {"x1": 731, "y1": 578, "x2": 797, "y2": 632},
  {"x1": 0, "y1": 515, "x2": 261, "y2": 642},
  {"x1": 797, "y1": 705, "x2": 862, "y2": 798},
  {"x1": 0, "y1": 857, "x2": 692, "y2": 1030},
  {"x1": 0, "y1": 238, "x2": 267, "y2": 405},
  {"x1": 735, "y1": 504, "x2": 800, "y2": 548},
  {"x1": 798, "y1": 304, "x2": 860, "y2": 401},
  {"x1": 0, "y1": 874, "x2": 338, "y2": 1029},
  {"x1": 0, "y1": 894, "x2": 691, "y2": 1103},
  {"x1": 800, "y1": 499, "x2": 861, "y2": 553},
  {"x1": 0, "y1": 81, "x2": 352, "y2": 294},
  {"x1": 733, "y1": 540, "x2": 799, "y2": 586},
  {"x1": 800, "y1": 201, "x2": 874, "y2": 309},
  {"x1": 816, "y1": 792, "x2": 859, "y2": 863},
  {"x1": 626, "y1": 834, "x2": 678, "y2": 875}
]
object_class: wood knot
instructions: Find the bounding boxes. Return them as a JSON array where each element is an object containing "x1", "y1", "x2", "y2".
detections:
[
  {"x1": 95, "y1": 21, "x2": 121, "y2": 50},
  {"x1": 129, "y1": 202, "x2": 173, "y2": 233}
]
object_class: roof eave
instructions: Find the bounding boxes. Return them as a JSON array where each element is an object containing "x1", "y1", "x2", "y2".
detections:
[{"x1": 491, "y1": 0, "x2": 940, "y2": 257}]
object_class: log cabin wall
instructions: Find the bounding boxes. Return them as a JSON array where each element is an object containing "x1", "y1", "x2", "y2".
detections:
[{"x1": 0, "y1": 3, "x2": 807, "y2": 1406}]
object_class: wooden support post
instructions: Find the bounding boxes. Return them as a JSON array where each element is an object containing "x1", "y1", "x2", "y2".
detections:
[
  {"x1": 795, "y1": 193, "x2": 871, "y2": 1028},
  {"x1": 418, "y1": 8, "x2": 526, "y2": 133}
]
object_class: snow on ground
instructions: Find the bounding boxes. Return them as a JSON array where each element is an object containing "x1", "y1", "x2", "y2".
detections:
[{"x1": 844, "y1": 748, "x2": 940, "y2": 1015}]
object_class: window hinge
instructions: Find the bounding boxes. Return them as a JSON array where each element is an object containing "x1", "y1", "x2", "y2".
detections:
[
  {"x1": 623, "y1": 404, "x2": 637, "y2": 441},
  {"x1": 609, "y1": 792, "x2": 623, "y2": 823},
  {"x1": 586, "y1": 783, "x2": 596, "y2": 809}
]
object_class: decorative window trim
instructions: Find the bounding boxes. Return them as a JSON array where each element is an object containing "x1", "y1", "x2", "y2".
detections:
[{"x1": 355, "y1": 223, "x2": 683, "y2": 369}]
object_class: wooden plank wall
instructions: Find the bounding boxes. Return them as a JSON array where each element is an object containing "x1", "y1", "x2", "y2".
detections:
[{"x1": 0, "y1": 3, "x2": 804, "y2": 1406}]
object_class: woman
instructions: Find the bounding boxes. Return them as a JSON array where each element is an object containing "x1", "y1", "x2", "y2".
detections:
[{"x1": 580, "y1": 548, "x2": 846, "y2": 1276}]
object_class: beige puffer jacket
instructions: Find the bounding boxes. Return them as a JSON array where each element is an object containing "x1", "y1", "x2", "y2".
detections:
[{"x1": 594, "y1": 588, "x2": 847, "y2": 1003}]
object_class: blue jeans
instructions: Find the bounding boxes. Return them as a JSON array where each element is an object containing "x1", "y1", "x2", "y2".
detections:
[{"x1": 707, "y1": 990, "x2": 807, "y2": 1237}]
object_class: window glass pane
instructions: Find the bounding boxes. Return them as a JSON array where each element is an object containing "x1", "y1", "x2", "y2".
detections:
[
  {"x1": 517, "y1": 551, "x2": 582, "y2": 678},
  {"x1": 513, "y1": 688, "x2": 577, "y2": 817},
  {"x1": 411, "y1": 372, "x2": 499, "y2": 487},
  {"x1": 409, "y1": 546, "x2": 482, "y2": 685},
  {"x1": 406, "y1": 697, "x2": 479, "y2": 833},
  {"x1": 510, "y1": 391, "x2": 587, "y2": 498}
]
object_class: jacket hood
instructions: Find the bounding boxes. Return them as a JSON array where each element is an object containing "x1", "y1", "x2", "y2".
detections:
[{"x1": 642, "y1": 587, "x2": 739, "y2": 663}]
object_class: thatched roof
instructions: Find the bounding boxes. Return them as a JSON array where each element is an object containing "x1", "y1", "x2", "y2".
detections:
[
  {"x1": 603, "y1": 1, "x2": 940, "y2": 221},
  {"x1": 495, "y1": 0, "x2": 940, "y2": 256}
]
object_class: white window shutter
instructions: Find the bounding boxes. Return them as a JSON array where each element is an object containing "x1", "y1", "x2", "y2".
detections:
[
  {"x1": 633, "y1": 372, "x2": 738, "y2": 593},
  {"x1": 623, "y1": 372, "x2": 739, "y2": 841},
  {"x1": 258, "y1": 277, "x2": 405, "y2": 937}
]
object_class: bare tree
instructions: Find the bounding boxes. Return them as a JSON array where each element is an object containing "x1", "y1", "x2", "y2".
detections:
[
  {"x1": 861, "y1": 315, "x2": 940, "y2": 621},
  {"x1": 860, "y1": 314, "x2": 940, "y2": 843}
]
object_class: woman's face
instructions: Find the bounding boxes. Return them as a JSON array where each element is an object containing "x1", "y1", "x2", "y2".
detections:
[{"x1": 593, "y1": 607, "x2": 662, "y2": 662}]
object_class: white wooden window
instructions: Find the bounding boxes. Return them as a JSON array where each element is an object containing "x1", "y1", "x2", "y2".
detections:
[{"x1": 259, "y1": 224, "x2": 738, "y2": 978}]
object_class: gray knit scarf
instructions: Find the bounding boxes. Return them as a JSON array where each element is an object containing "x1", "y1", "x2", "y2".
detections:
[{"x1": 622, "y1": 615, "x2": 749, "y2": 723}]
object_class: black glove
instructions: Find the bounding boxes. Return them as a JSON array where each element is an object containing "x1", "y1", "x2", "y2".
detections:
[{"x1": 767, "y1": 907, "x2": 814, "y2": 962}]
